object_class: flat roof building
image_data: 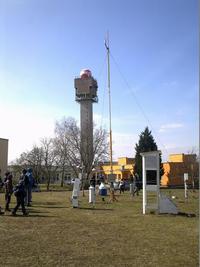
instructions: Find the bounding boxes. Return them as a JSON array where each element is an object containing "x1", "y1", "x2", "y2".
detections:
[{"x1": 0, "y1": 138, "x2": 8, "y2": 177}]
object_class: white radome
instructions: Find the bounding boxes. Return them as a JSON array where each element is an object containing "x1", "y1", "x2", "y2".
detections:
[{"x1": 80, "y1": 69, "x2": 92, "y2": 79}]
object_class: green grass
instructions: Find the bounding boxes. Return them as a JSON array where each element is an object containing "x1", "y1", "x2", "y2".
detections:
[{"x1": 0, "y1": 188, "x2": 198, "y2": 267}]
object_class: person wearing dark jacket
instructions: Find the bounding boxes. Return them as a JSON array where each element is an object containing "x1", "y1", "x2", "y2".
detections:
[
  {"x1": 0, "y1": 169, "x2": 4, "y2": 214},
  {"x1": 26, "y1": 168, "x2": 34, "y2": 206},
  {"x1": 12, "y1": 179, "x2": 28, "y2": 216},
  {"x1": 134, "y1": 173, "x2": 140, "y2": 196},
  {"x1": 4, "y1": 172, "x2": 13, "y2": 211},
  {"x1": 20, "y1": 169, "x2": 29, "y2": 205}
]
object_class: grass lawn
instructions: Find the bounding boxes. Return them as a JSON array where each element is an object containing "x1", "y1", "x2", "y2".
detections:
[{"x1": 0, "y1": 188, "x2": 199, "y2": 267}]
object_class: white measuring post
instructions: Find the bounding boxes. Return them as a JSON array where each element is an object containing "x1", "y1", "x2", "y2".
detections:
[
  {"x1": 140, "y1": 151, "x2": 161, "y2": 215},
  {"x1": 142, "y1": 155, "x2": 146, "y2": 214},
  {"x1": 72, "y1": 178, "x2": 81, "y2": 208},
  {"x1": 184, "y1": 173, "x2": 188, "y2": 199}
]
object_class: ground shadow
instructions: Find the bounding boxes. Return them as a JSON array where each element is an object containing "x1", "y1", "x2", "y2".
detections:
[
  {"x1": 78, "y1": 207, "x2": 113, "y2": 211},
  {"x1": 33, "y1": 205, "x2": 69, "y2": 209},
  {"x1": 26, "y1": 209, "x2": 50, "y2": 214},
  {"x1": 34, "y1": 201, "x2": 61, "y2": 206},
  {"x1": 151, "y1": 211, "x2": 196, "y2": 218},
  {"x1": 8, "y1": 214, "x2": 57, "y2": 218},
  {"x1": 28, "y1": 214, "x2": 57, "y2": 218}
]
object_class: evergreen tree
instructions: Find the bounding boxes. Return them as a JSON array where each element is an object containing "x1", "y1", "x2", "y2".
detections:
[{"x1": 134, "y1": 127, "x2": 164, "y2": 183}]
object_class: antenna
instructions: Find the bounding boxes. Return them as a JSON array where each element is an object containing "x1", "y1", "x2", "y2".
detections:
[{"x1": 105, "y1": 32, "x2": 113, "y2": 174}]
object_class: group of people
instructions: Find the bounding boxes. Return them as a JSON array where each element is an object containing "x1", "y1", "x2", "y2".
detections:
[
  {"x1": 89, "y1": 173, "x2": 141, "y2": 203},
  {"x1": 0, "y1": 168, "x2": 35, "y2": 216}
]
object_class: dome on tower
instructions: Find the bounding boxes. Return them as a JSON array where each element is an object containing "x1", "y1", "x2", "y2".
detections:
[{"x1": 80, "y1": 69, "x2": 92, "y2": 79}]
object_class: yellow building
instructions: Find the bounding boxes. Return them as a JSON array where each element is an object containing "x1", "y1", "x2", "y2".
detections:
[
  {"x1": 0, "y1": 138, "x2": 9, "y2": 177},
  {"x1": 98, "y1": 154, "x2": 198, "y2": 186},
  {"x1": 161, "y1": 154, "x2": 198, "y2": 186},
  {"x1": 99, "y1": 157, "x2": 134, "y2": 181}
]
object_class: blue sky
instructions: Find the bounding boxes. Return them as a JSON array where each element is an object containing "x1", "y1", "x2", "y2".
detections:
[{"x1": 0, "y1": 0, "x2": 198, "y2": 162}]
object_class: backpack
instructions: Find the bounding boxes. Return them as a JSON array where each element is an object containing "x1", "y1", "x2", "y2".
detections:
[
  {"x1": 23, "y1": 174, "x2": 29, "y2": 186},
  {"x1": 13, "y1": 186, "x2": 20, "y2": 197},
  {"x1": 13, "y1": 182, "x2": 26, "y2": 197}
]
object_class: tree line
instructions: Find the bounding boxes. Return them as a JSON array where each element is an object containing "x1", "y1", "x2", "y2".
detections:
[
  {"x1": 12, "y1": 117, "x2": 169, "y2": 190},
  {"x1": 12, "y1": 117, "x2": 109, "y2": 190}
]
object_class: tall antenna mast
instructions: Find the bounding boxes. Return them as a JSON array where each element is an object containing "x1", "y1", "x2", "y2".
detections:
[{"x1": 105, "y1": 32, "x2": 113, "y2": 174}]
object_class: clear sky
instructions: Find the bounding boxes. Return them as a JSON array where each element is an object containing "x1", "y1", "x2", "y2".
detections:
[{"x1": 0, "y1": 0, "x2": 198, "y2": 163}]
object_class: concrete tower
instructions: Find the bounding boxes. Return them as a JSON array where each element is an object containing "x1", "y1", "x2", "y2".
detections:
[{"x1": 74, "y1": 69, "x2": 98, "y2": 173}]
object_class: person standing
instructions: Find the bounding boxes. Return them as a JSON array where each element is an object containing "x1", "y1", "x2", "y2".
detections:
[
  {"x1": 26, "y1": 168, "x2": 34, "y2": 206},
  {"x1": 0, "y1": 169, "x2": 4, "y2": 214},
  {"x1": 4, "y1": 172, "x2": 13, "y2": 212},
  {"x1": 109, "y1": 182, "x2": 118, "y2": 202},
  {"x1": 12, "y1": 179, "x2": 28, "y2": 216},
  {"x1": 20, "y1": 169, "x2": 29, "y2": 206},
  {"x1": 130, "y1": 174, "x2": 136, "y2": 198},
  {"x1": 119, "y1": 179, "x2": 125, "y2": 194},
  {"x1": 134, "y1": 173, "x2": 140, "y2": 196}
]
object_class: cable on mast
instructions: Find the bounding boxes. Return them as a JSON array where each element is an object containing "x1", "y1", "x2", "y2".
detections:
[{"x1": 109, "y1": 51, "x2": 169, "y2": 157}]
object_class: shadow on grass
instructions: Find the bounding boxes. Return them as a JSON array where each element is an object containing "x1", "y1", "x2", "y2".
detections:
[
  {"x1": 151, "y1": 211, "x2": 196, "y2": 218},
  {"x1": 79, "y1": 207, "x2": 113, "y2": 211},
  {"x1": 8, "y1": 214, "x2": 57, "y2": 218},
  {"x1": 33, "y1": 205, "x2": 69, "y2": 209},
  {"x1": 28, "y1": 214, "x2": 57, "y2": 218},
  {"x1": 26, "y1": 209, "x2": 50, "y2": 214},
  {"x1": 33, "y1": 201, "x2": 61, "y2": 206}
]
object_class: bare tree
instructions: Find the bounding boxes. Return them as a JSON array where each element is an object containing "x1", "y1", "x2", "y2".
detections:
[
  {"x1": 40, "y1": 137, "x2": 59, "y2": 191},
  {"x1": 93, "y1": 126, "x2": 109, "y2": 166},
  {"x1": 54, "y1": 117, "x2": 80, "y2": 187},
  {"x1": 14, "y1": 145, "x2": 43, "y2": 181},
  {"x1": 55, "y1": 117, "x2": 109, "y2": 193},
  {"x1": 13, "y1": 116, "x2": 109, "y2": 192}
]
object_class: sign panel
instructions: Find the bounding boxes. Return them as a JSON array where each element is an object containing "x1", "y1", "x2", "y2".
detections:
[{"x1": 145, "y1": 155, "x2": 157, "y2": 170}]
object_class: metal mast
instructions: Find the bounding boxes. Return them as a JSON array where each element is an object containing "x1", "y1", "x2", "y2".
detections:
[{"x1": 105, "y1": 33, "x2": 113, "y2": 174}]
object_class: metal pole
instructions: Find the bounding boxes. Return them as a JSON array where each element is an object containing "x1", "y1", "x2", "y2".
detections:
[
  {"x1": 105, "y1": 32, "x2": 113, "y2": 174},
  {"x1": 142, "y1": 156, "x2": 146, "y2": 214},
  {"x1": 156, "y1": 152, "x2": 160, "y2": 214}
]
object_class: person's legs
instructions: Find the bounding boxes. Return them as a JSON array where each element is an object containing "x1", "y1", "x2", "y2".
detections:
[
  {"x1": 24, "y1": 187, "x2": 28, "y2": 205},
  {"x1": 0, "y1": 206, "x2": 4, "y2": 214},
  {"x1": 27, "y1": 186, "x2": 32, "y2": 206},
  {"x1": 12, "y1": 197, "x2": 20, "y2": 215},
  {"x1": 136, "y1": 187, "x2": 139, "y2": 196},
  {"x1": 5, "y1": 193, "x2": 11, "y2": 211},
  {"x1": 5, "y1": 193, "x2": 8, "y2": 210},
  {"x1": 21, "y1": 197, "x2": 27, "y2": 215}
]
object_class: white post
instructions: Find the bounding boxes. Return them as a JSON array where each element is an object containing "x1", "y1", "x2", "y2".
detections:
[
  {"x1": 184, "y1": 173, "x2": 188, "y2": 199},
  {"x1": 142, "y1": 156, "x2": 146, "y2": 215},
  {"x1": 141, "y1": 151, "x2": 161, "y2": 215},
  {"x1": 156, "y1": 153, "x2": 160, "y2": 213}
]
